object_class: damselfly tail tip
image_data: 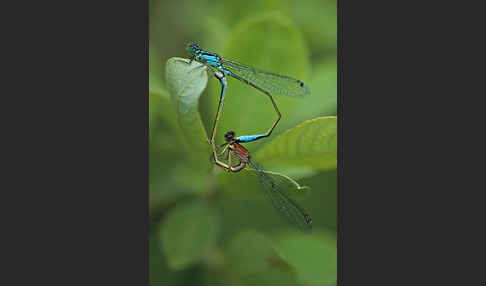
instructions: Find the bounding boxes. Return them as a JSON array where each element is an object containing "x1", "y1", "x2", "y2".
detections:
[
  {"x1": 297, "y1": 80, "x2": 311, "y2": 97},
  {"x1": 304, "y1": 214, "x2": 312, "y2": 225},
  {"x1": 301, "y1": 214, "x2": 313, "y2": 232}
]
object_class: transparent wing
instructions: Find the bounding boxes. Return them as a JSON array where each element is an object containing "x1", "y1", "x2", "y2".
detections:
[
  {"x1": 221, "y1": 59, "x2": 310, "y2": 97},
  {"x1": 249, "y1": 158, "x2": 312, "y2": 232}
]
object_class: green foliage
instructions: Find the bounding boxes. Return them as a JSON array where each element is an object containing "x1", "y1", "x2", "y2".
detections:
[
  {"x1": 150, "y1": 1, "x2": 337, "y2": 285},
  {"x1": 166, "y1": 58, "x2": 210, "y2": 166},
  {"x1": 159, "y1": 200, "x2": 221, "y2": 270},
  {"x1": 255, "y1": 116, "x2": 337, "y2": 170},
  {"x1": 224, "y1": 230, "x2": 299, "y2": 286},
  {"x1": 275, "y1": 230, "x2": 337, "y2": 286}
]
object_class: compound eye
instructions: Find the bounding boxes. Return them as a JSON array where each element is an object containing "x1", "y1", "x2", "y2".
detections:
[{"x1": 224, "y1": 130, "x2": 235, "y2": 141}]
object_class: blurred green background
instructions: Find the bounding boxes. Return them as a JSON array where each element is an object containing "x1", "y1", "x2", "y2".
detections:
[{"x1": 149, "y1": 0, "x2": 337, "y2": 285}]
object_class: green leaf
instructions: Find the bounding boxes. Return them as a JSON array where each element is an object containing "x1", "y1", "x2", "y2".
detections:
[
  {"x1": 225, "y1": 230, "x2": 299, "y2": 286},
  {"x1": 275, "y1": 231, "x2": 337, "y2": 286},
  {"x1": 255, "y1": 116, "x2": 337, "y2": 170},
  {"x1": 159, "y1": 200, "x2": 221, "y2": 270},
  {"x1": 206, "y1": 12, "x2": 310, "y2": 151},
  {"x1": 166, "y1": 57, "x2": 210, "y2": 164},
  {"x1": 149, "y1": 237, "x2": 185, "y2": 286}
]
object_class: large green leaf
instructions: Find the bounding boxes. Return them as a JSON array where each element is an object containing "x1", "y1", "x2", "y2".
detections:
[
  {"x1": 255, "y1": 116, "x2": 337, "y2": 170},
  {"x1": 151, "y1": 66, "x2": 208, "y2": 209},
  {"x1": 159, "y1": 200, "x2": 221, "y2": 270},
  {"x1": 224, "y1": 230, "x2": 300, "y2": 286},
  {"x1": 166, "y1": 57, "x2": 210, "y2": 164},
  {"x1": 206, "y1": 12, "x2": 310, "y2": 152},
  {"x1": 149, "y1": 237, "x2": 185, "y2": 286},
  {"x1": 275, "y1": 230, "x2": 337, "y2": 286}
]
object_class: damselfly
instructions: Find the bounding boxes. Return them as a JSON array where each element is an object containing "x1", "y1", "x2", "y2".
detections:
[
  {"x1": 186, "y1": 43, "x2": 310, "y2": 167},
  {"x1": 216, "y1": 130, "x2": 312, "y2": 232}
]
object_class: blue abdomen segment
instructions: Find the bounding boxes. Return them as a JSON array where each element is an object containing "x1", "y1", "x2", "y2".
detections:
[
  {"x1": 197, "y1": 51, "x2": 231, "y2": 75},
  {"x1": 200, "y1": 53, "x2": 221, "y2": 68},
  {"x1": 236, "y1": 134, "x2": 266, "y2": 143}
]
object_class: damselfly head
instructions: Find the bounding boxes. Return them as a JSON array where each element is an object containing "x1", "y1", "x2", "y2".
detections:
[
  {"x1": 186, "y1": 42, "x2": 200, "y2": 54},
  {"x1": 224, "y1": 130, "x2": 235, "y2": 142}
]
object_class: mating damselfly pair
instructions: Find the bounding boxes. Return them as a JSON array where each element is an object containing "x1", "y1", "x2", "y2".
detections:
[{"x1": 185, "y1": 43, "x2": 312, "y2": 231}]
